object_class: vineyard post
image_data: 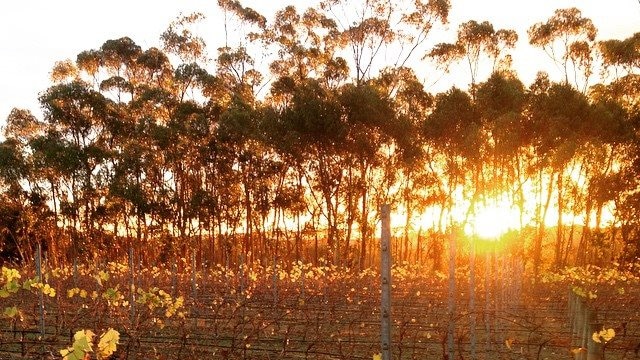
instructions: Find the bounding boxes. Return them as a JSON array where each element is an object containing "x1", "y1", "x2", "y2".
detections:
[
  {"x1": 469, "y1": 237, "x2": 477, "y2": 360},
  {"x1": 586, "y1": 309, "x2": 602, "y2": 360},
  {"x1": 272, "y1": 254, "x2": 278, "y2": 305},
  {"x1": 569, "y1": 290, "x2": 582, "y2": 352},
  {"x1": 73, "y1": 248, "x2": 78, "y2": 288},
  {"x1": 240, "y1": 253, "x2": 245, "y2": 296},
  {"x1": 172, "y1": 259, "x2": 177, "y2": 297},
  {"x1": 191, "y1": 252, "x2": 197, "y2": 299},
  {"x1": 300, "y1": 265, "x2": 305, "y2": 299},
  {"x1": 129, "y1": 246, "x2": 136, "y2": 322},
  {"x1": 497, "y1": 250, "x2": 505, "y2": 343},
  {"x1": 493, "y1": 245, "x2": 501, "y2": 345},
  {"x1": 447, "y1": 228, "x2": 456, "y2": 360},
  {"x1": 36, "y1": 242, "x2": 45, "y2": 347},
  {"x1": 484, "y1": 245, "x2": 492, "y2": 355},
  {"x1": 578, "y1": 301, "x2": 589, "y2": 360},
  {"x1": 380, "y1": 204, "x2": 392, "y2": 360}
]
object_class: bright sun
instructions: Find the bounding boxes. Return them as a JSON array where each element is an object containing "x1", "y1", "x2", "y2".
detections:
[{"x1": 465, "y1": 201, "x2": 520, "y2": 240}]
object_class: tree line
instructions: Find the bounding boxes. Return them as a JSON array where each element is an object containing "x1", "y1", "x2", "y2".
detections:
[{"x1": 0, "y1": 0, "x2": 638, "y2": 275}]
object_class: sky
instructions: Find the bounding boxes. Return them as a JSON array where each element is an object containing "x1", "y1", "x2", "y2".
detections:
[{"x1": 0, "y1": 0, "x2": 638, "y2": 131}]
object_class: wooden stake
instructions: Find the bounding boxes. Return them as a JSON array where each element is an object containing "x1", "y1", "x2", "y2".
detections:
[{"x1": 380, "y1": 204, "x2": 392, "y2": 360}]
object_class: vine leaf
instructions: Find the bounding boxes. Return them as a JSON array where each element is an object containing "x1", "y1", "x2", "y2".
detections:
[{"x1": 97, "y1": 328, "x2": 120, "y2": 359}]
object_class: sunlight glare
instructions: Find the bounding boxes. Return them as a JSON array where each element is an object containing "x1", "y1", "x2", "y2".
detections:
[{"x1": 465, "y1": 201, "x2": 520, "y2": 240}]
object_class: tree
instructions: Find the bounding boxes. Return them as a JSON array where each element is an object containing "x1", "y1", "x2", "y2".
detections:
[
  {"x1": 528, "y1": 8, "x2": 597, "y2": 92},
  {"x1": 428, "y1": 20, "x2": 517, "y2": 91}
]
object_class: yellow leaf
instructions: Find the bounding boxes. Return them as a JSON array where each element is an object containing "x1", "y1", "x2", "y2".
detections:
[
  {"x1": 372, "y1": 353, "x2": 382, "y2": 360},
  {"x1": 603, "y1": 328, "x2": 615, "y2": 342},
  {"x1": 97, "y1": 328, "x2": 119, "y2": 359},
  {"x1": 592, "y1": 328, "x2": 616, "y2": 343}
]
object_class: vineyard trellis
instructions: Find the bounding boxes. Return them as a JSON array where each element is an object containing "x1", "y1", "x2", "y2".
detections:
[{"x1": 1, "y1": 247, "x2": 639, "y2": 360}]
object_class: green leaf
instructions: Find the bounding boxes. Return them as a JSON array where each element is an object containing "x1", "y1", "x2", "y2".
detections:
[
  {"x1": 72, "y1": 329, "x2": 94, "y2": 354},
  {"x1": 3, "y1": 306, "x2": 18, "y2": 318},
  {"x1": 22, "y1": 278, "x2": 36, "y2": 290},
  {"x1": 5, "y1": 281, "x2": 21, "y2": 293},
  {"x1": 60, "y1": 346, "x2": 85, "y2": 360}
]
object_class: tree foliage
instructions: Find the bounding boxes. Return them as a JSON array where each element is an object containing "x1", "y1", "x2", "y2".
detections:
[{"x1": 1, "y1": 1, "x2": 639, "y2": 272}]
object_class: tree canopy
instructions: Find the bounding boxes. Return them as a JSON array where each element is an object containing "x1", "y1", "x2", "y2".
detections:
[{"x1": 1, "y1": 1, "x2": 639, "y2": 274}]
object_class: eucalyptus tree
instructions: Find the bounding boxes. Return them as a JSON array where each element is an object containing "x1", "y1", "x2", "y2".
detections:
[
  {"x1": 269, "y1": 78, "x2": 345, "y2": 262},
  {"x1": 337, "y1": 81, "x2": 398, "y2": 267},
  {"x1": 526, "y1": 79, "x2": 597, "y2": 273},
  {"x1": 0, "y1": 139, "x2": 27, "y2": 193},
  {"x1": 475, "y1": 72, "x2": 528, "y2": 230},
  {"x1": 422, "y1": 87, "x2": 482, "y2": 228},
  {"x1": 371, "y1": 67, "x2": 435, "y2": 263},
  {"x1": 242, "y1": 3, "x2": 348, "y2": 264},
  {"x1": 37, "y1": 30, "x2": 217, "y2": 265},
  {"x1": 310, "y1": 0, "x2": 449, "y2": 265},
  {"x1": 2, "y1": 109, "x2": 41, "y2": 196},
  {"x1": 73, "y1": 37, "x2": 170, "y2": 261},
  {"x1": 263, "y1": 6, "x2": 344, "y2": 85},
  {"x1": 576, "y1": 98, "x2": 631, "y2": 265},
  {"x1": 598, "y1": 32, "x2": 640, "y2": 111},
  {"x1": 320, "y1": 0, "x2": 450, "y2": 85},
  {"x1": 524, "y1": 27, "x2": 637, "y2": 267},
  {"x1": 0, "y1": 133, "x2": 33, "y2": 263},
  {"x1": 594, "y1": 32, "x2": 640, "y2": 263},
  {"x1": 253, "y1": 4, "x2": 348, "y2": 263},
  {"x1": 429, "y1": 20, "x2": 517, "y2": 92},
  {"x1": 528, "y1": 7, "x2": 597, "y2": 92},
  {"x1": 0, "y1": 178, "x2": 53, "y2": 265},
  {"x1": 577, "y1": 33, "x2": 640, "y2": 265},
  {"x1": 426, "y1": 21, "x2": 518, "y2": 276},
  {"x1": 37, "y1": 77, "x2": 112, "y2": 262},
  {"x1": 421, "y1": 86, "x2": 482, "y2": 360}
]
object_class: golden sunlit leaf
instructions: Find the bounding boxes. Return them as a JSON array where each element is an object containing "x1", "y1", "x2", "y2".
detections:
[
  {"x1": 372, "y1": 353, "x2": 382, "y2": 360},
  {"x1": 593, "y1": 328, "x2": 616, "y2": 343}
]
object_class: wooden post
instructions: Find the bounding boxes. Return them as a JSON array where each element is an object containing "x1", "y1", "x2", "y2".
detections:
[
  {"x1": 586, "y1": 310, "x2": 603, "y2": 360},
  {"x1": 36, "y1": 242, "x2": 45, "y2": 344},
  {"x1": 484, "y1": 247, "x2": 492, "y2": 355},
  {"x1": 191, "y1": 252, "x2": 197, "y2": 299},
  {"x1": 448, "y1": 230, "x2": 456, "y2": 360},
  {"x1": 380, "y1": 204, "x2": 392, "y2": 360},
  {"x1": 129, "y1": 246, "x2": 136, "y2": 323},
  {"x1": 578, "y1": 304, "x2": 589, "y2": 360},
  {"x1": 272, "y1": 254, "x2": 278, "y2": 305},
  {"x1": 469, "y1": 238, "x2": 477, "y2": 360},
  {"x1": 171, "y1": 260, "x2": 177, "y2": 297}
]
